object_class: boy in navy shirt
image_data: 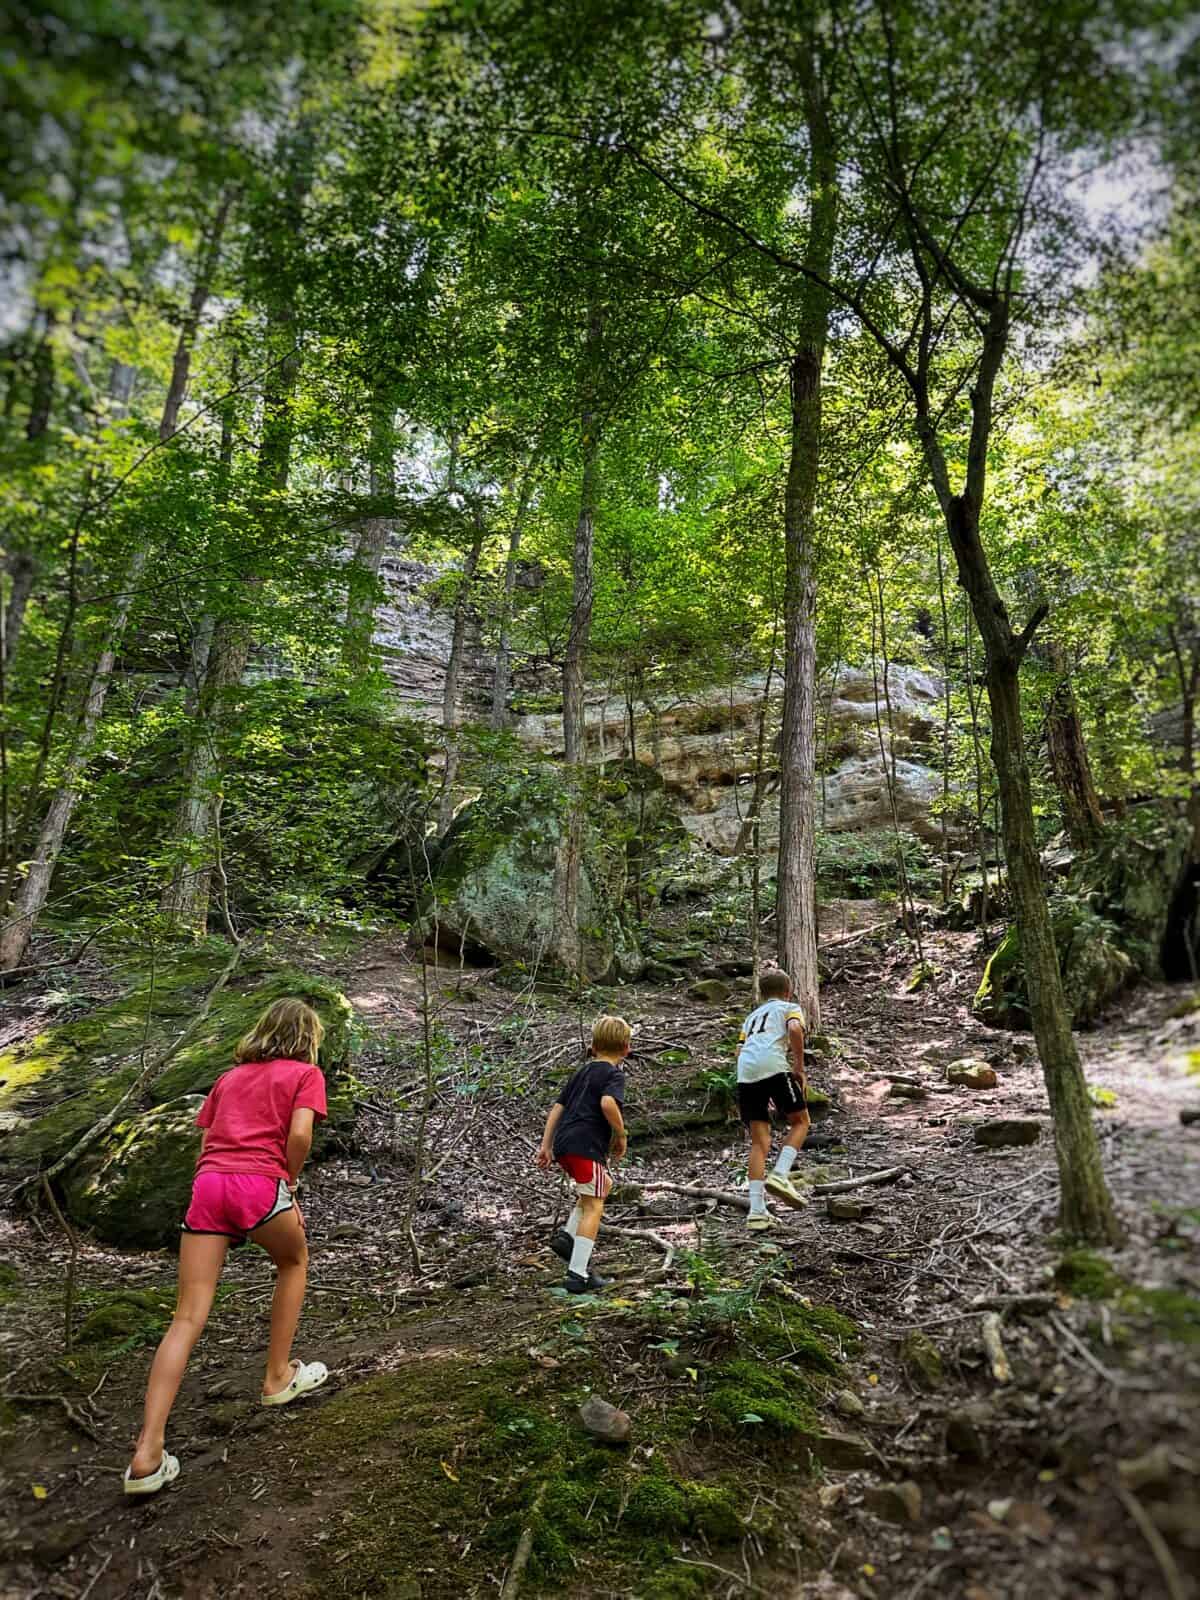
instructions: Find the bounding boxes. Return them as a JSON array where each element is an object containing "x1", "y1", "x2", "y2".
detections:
[{"x1": 536, "y1": 1015, "x2": 630, "y2": 1292}]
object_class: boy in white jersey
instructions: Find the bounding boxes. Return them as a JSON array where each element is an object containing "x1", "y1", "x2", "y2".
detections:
[{"x1": 736, "y1": 968, "x2": 809, "y2": 1229}]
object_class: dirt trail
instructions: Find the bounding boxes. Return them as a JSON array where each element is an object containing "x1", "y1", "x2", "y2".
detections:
[{"x1": 1, "y1": 921, "x2": 1197, "y2": 1599}]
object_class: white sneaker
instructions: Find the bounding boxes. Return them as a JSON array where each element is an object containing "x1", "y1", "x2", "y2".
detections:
[
  {"x1": 765, "y1": 1172, "x2": 807, "y2": 1209},
  {"x1": 746, "y1": 1211, "x2": 774, "y2": 1230}
]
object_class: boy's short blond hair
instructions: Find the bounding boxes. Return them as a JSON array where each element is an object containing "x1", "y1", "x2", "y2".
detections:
[
  {"x1": 592, "y1": 1014, "x2": 632, "y2": 1054},
  {"x1": 758, "y1": 969, "x2": 793, "y2": 1001}
]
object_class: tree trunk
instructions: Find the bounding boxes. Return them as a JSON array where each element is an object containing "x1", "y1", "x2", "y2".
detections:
[
  {"x1": 436, "y1": 504, "x2": 486, "y2": 837},
  {"x1": 1044, "y1": 640, "x2": 1104, "y2": 852},
  {"x1": 941, "y1": 490, "x2": 1123, "y2": 1245},
  {"x1": 776, "y1": 76, "x2": 836, "y2": 1032},
  {"x1": 2, "y1": 316, "x2": 58, "y2": 669},
  {"x1": 553, "y1": 304, "x2": 603, "y2": 978},
  {"x1": 0, "y1": 212, "x2": 229, "y2": 972},
  {"x1": 490, "y1": 457, "x2": 538, "y2": 730},
  {"x1": 343, "y1": 384, "x2": 399, "y2": 670},
  {"x1": 159, "y1": 311, "x2": 300, "y2": 931}
]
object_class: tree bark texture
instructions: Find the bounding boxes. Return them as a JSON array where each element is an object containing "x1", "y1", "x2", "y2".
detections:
[
  {"x1": 553, "y1": 303, "x2": 603, "y2": 977},
  {"x1": 940, "y1": 488, "x2": 1123, "y2": 1244},
  {"x1": 776, "y1": 73, "x2": 836, "y2": 1032},
  {"x1": 1043, "y1": 640, "x2": 1103, "y2": 852}
]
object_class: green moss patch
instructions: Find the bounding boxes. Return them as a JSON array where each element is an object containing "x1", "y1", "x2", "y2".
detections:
[
  {"x1": 1056, "y1": 1251, "x2": 1200, "y2": 1347},
  {"x1": 2, "y1": 944, "x2": 355, "y2": 1169},
  {"x1": 288, "y1": 1288, "x2": 850, "y2": 1598}
]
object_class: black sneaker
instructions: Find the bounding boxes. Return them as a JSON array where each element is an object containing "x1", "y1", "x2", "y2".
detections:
[
  {"x1": 563, "y1": 1269, "x2": 610, "y2": 1294},
  {"x1": 549, "y1": 1229, "x2": 573, "y2": 1263}
]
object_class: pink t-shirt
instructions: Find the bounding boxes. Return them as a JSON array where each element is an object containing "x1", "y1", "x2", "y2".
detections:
[{"x1": 195, "y1": 1058, "x2": 327, "y2": 1181}]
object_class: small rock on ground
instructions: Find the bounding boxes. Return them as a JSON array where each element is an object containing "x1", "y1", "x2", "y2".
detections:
[
  {"x1": 900, "y1": 1331, "x2": 943, "y2": 1391},
  {"x1": 579, "y1": 1394, "x2": 632, "y2": 1444},
  {"x1": 865, "y1": 1480, "x2": 923, "y2": 1523},
  {"x1": 687, "y1": 978, "x2": 731, "y2": 1005},
  {"x1": 946, "y1": 1058, "x2": 998, "y2": 1089}
]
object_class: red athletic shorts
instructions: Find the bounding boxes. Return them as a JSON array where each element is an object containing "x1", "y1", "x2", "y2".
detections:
[{"x1": 557, "y1": 1154, "x2": 612, "y2": 1198}]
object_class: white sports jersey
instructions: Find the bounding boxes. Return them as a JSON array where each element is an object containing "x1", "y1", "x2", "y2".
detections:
[{"x1": 736, "y1": 998, "x2": 806, "y2": 1083}]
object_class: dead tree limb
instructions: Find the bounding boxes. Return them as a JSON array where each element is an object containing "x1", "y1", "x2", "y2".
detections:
[{"x1": 812, "y1": 1166, "x2": 908, "y2": 1196}]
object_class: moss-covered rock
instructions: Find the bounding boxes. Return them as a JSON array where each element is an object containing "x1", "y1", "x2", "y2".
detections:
[
  {"x1": 61, "y1": 1097, "x2": 206, "y2": 1249},
  {"x1": 0, "y1": 946, "x2": 360, "y2": 1246},
  {"x1": 973, "y1": 904, "x2": 1134, "y2": 1030},
  {"x1": 419, "y1": 772, "x2": 643, "y2": 981}
]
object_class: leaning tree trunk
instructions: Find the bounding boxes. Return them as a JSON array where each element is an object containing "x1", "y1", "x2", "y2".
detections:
[
  {"x1": 1044, "y1": 639, "x2": 1104, "y2": 853},
  {"x1": 160, "y1": 310, "x2": 300, "y2": 931},
  {"x1": 553, "y1": 305, "x2": 603, "y2": 979},
  {"x1": 776, "y1": 75, "x2": 836, "y2": 1032},
  {"x1": 940, "y1": 483, "x2": 1123, "y2": 1245},
  {"x1": 0, "y1": 205, "x2": 229, "y2": 973}
]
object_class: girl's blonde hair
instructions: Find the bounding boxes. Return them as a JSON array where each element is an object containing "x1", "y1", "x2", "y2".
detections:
[
  {"x1": 592, "y1": 1015, "x2": 632, "y2": 1055},
  {"x1": 235, "y1": 998, "x2": 325, "y2": 1066}
]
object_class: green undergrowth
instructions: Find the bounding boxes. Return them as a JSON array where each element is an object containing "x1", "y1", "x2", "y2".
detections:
[
  {"x1": 0, "y1": 941, "x2": 357, "y2": 1166},
  {"x1": 1056, "y1": 1251, "x2": 1200, "y2": 1346},
  {"x1": 296, "y1": 1286, "x2": 855, "y2": 1598}
]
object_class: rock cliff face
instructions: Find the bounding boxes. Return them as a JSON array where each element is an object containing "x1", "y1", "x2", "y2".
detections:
[
  {"x1": 513, "y1": 665, "x2": 948, "y2": 853},
  {"x1": 369, "y1": 545, "x2": 948, "y2": 853}
]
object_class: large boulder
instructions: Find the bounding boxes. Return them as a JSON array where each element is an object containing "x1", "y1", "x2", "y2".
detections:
[
  {"x1": 61, "y1": 1097, "x2": 205, "y2": 1249},
  {"x1": 1067, "y1": 808, "x2": 1198, "y2": 981},
  {"x1": 0, "y1": 950, "x2": 359, "y2": 1245},
  {"x1": 420, "y1": 774, "x2": 643, "y2": 981},
  {"x1": 973, "y1": 903, "x2": 1135, "y2": 1030}
]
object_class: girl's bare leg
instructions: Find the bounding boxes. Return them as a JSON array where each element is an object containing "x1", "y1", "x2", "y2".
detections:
[
  {"x1": 129, "y1": 1233, "x2": 228, "y2": 1478},
  {"x1": 250, "y1": 1208, "x2": 309, "y2": 1395}
]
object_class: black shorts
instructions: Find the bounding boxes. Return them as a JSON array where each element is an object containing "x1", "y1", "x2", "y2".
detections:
[{"x1": 737, "y1": 1073, "x2": 808, "y2": 1124}]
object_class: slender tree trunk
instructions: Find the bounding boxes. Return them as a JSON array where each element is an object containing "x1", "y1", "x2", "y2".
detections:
[
  {"x1": 160, "y1": 311, "x2": 300, "y2": 931},
  {"x1": 935, "y1": 528, "x2": 954, "y2": 903},
  {"x1": 2, "y1": 316, "x2": 58, "y2": 668},
  {"x1": 436, "y1": 504, "x2": 486, "y2": 837},
  {"x1": 0, "y1": 210, "x2": 229, "y2": 972},
  {"x1": 343, "y1": 384, "x2": 399, "y2": 671},
  {"x1": 776, "y1": 76, "x2": 836, "y2": 1032},
  {"x1": 1043, "y1": 639, "x2": 1103, "y2": 852},
  {"x1": 553, "y1": 303, "x2": 602, "y2": 978},
  {"x1": 491, "y1": 457, "x2": 538, "y2": 730},
  {"x1": 935, "y1": 479, "x2": 1123, "y2": 1245}
]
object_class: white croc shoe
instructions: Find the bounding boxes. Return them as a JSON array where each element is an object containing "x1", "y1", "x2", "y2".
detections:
[
  {"x1": 261, "y1": 1359, "x2": 329, "y2": 1407},
  {"x1": 123, "y1": 1451, "x2": 180, "y2": 1496}
]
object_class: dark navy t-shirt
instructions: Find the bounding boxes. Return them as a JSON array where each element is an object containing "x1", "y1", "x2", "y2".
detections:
[{"x1": 553, "y1": 1058, "x2": 626, "y2": 1163}]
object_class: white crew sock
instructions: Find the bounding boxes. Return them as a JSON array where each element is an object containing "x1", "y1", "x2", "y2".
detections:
[
  {"x1": 749, "y1": 1179, "x2": 767, "y2": 1215},
  {"x1": 564, "y1": 1204, "x2": 584, "y2": 1238},
  {"x1": 774, "y1": 1145, "x2": 798, "y2": 1178},
  {"x1": 569, "y1": 1235, "x2": 595, "y2": 1278}
]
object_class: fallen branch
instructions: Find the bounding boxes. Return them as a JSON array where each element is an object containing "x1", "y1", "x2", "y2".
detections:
[
  {"x1": 605, "y1": 1223, "x2": 676, "y2": 1271},
  {"x1": 812, "y1": 1166, "x2": 908, "y2": 1196},
  {"x1": 499, "y1": 1479, "x2": 548, "y2": 1600},
  {"x1": 1116, "y1": 1484, "x2": 1187, "y2": 1600},
  {"x1": 969, "y1": 1293, "x2": 1056, "y2": 1316},
  {"x1": 10, "y1": 941, "x2": 243, "y2": 1198},
  {"x1": 981, "y1": 1311, "x2": 1011, "y2": 1383},
  {"x1": 1048, "y1": 1312, "x2": 1128, "y2": 1388},
  {"x1": 641, "y1": 1180, "x2": 750, "y2": 1214}
]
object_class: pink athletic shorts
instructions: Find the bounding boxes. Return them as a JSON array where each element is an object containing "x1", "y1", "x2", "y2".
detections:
[{"x1": 183, "y1": 1173, "x2": 293, "y2": 1241}]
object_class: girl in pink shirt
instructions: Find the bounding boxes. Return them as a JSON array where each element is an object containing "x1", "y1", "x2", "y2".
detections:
[{"x1": 125, "y1": 998, "x2": 331, "y2": 1495}]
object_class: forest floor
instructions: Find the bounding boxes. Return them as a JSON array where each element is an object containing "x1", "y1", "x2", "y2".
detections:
[{"x1": 0, "y1": 902, "x2": 1198, "y2": 1600}]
